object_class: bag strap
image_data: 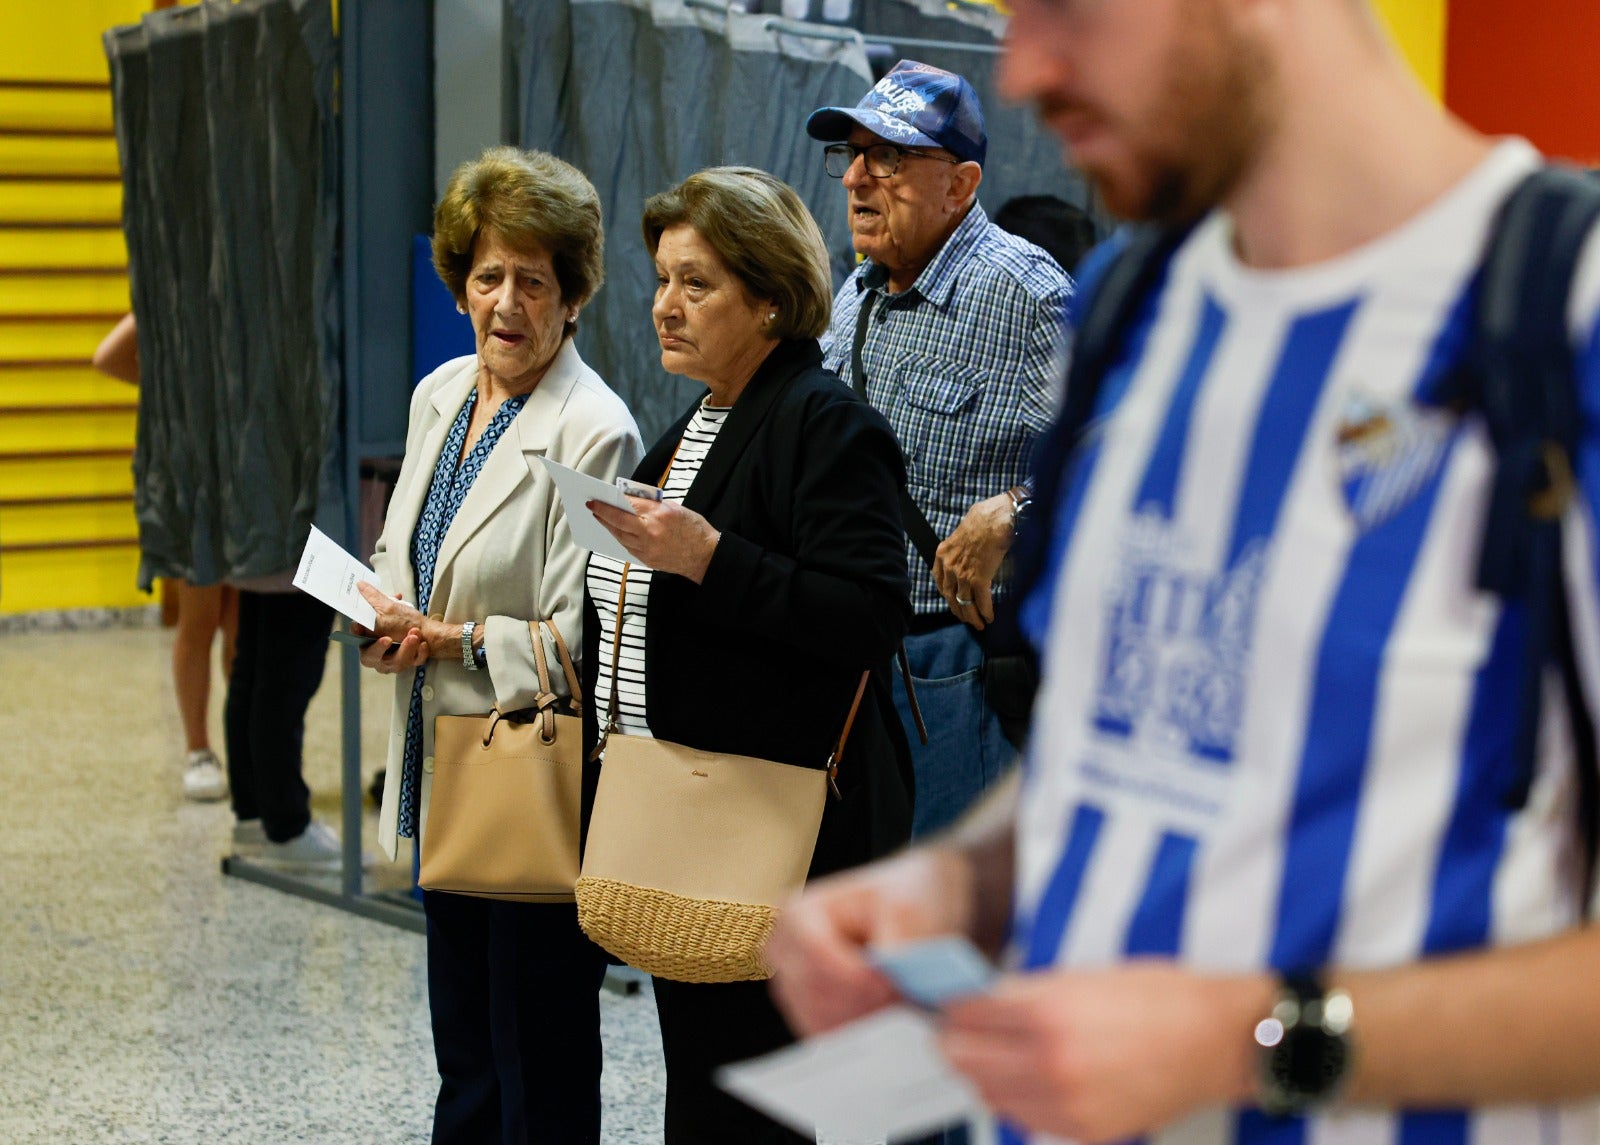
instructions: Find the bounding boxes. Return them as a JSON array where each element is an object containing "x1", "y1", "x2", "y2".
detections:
[
  {"x1": 590, "y1": 442, "x2": 682, "y2": 762},
  {"x1": 1010, "y1": 223, "x2": 1194, "y2": 620},
  {"x1": 825, "y1": 670, "x2": 873, "y2": 799},
  {"x1": 588, "y1": 437, "x2": 876, "y2": 785},
  {"x1": 850, "y1": 272, "x2": 940, "y2": 735},
  {"x1": 591, "y1": 568, "x2": 631, "y2": 762},
  {"x1": 528, "y1": 619, "x2": 554, "y2": 697},
  {"x1": 540, "y1": 617, "x2": 583, "y2": 713},
  {"x1": 851, "y1": 268, "x2": 943, "y2": 571},
  {"x1": 527, "y1": 619, "x2": 560, "y2": 743},
  {"x1": 896, "y1": 642, "x2": 929, "y2": 745},
  {"x1": 1461, "y1": 166, "x2": 1600, "y2": 912},
  {"x1": 1470, "y1": 165, "x2": 1599, "y2": 602},
  {"x1": 592, "y1": 559, "x2": 875, "y2": 790}
]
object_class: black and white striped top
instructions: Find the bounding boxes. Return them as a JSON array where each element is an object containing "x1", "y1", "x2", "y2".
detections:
[{"x1": 587, "y1": 399, "x2": 732, "y2": 738}]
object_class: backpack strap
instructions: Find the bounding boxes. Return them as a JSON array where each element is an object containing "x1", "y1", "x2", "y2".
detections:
[
  {"x1": 1466, "y1": 165, "x2": 1600, "y2": 906},
  {"x1": 1471, "y1": 166, "x2": 1600, "y2": 600},
  {"x1": 1011, "y1": 224, "x2": 1194, "y2": 612}
]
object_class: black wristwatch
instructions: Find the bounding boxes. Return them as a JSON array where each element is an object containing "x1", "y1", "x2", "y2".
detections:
[
  {"x1": 1007, "y1": 485, "x2": 1034, "y2": 532},
  {"x1": 1253, "y1": 973, "x2": 1355, "y2": 1116}
]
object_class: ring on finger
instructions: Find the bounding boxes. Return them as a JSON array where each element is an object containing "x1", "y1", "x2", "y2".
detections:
[{"x1": 955, "y1": 595, "x2": 974, "y2": 607}]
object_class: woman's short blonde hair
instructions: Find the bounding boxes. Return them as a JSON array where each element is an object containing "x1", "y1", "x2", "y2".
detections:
[
  {"x1": 642, "y1": 167, "x2": 832, "y2": 340},
  {"x1": 432, "y1": 147, "x2": 605, "y2": 318}
]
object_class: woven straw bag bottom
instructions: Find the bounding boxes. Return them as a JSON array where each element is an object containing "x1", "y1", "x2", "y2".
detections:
[{"x1": 574, "y1": 876, "x2": 778, "y2": 984}]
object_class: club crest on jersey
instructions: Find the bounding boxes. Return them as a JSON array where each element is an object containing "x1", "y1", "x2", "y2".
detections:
[{"x1": 1334, "y1": 394, "x2": 1454, "y2": 530}]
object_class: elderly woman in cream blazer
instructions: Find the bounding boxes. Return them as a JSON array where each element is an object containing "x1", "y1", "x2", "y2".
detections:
[{"x1": 353, "y1": 147, "x2": 640, "y2": 1145}]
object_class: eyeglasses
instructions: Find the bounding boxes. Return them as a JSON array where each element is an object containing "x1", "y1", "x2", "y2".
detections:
[{"x1": 823, "y1": 142, "x2": 961, "y2": 179}]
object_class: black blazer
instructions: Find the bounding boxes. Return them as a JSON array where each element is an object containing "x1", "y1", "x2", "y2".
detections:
[{"x1": 583, "y1": 339, "x2": 914, "y2": 877}]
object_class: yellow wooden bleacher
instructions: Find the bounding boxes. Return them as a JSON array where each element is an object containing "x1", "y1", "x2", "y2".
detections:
[
  {"x1": 0, "y1": 0, "x2": 152, "y2": 613},
  {"x1": 0, "y1": 162, "x2": 143, "y2": 608}
]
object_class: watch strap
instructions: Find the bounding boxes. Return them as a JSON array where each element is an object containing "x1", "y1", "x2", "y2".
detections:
[
  {"x1": 1007, "y1": 485, "x2": 1032, "y2": 527},
  {"x1": 460, "y1": 620, "x2": 478, "y2": 670}
]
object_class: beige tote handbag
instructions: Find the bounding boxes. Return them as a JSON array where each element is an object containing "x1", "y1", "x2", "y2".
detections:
[
  {"x1": 420, "y1": 619, "x2": 583, "y2": 903},
  {"x1": 575, "y1": 566, "x2": 870, "y2": 983}
]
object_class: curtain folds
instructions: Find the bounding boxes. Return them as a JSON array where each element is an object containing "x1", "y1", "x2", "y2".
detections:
[
  {"x1": 511, "y1": 0, "x2": 874, "y2": 442},
  {"x1": 105, "y1": 0, "x2": 341, "y2": 589}
]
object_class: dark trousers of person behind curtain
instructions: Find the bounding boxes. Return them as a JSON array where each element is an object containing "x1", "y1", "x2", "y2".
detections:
[
  {"x1": 425, "y1": 893, "x2": 608, "y2": 1145},
  {"x1": 225, "y1": 588, "x2": 332, "y2": 842},
  {"x1": 652, "y1": 975, "x2": 813, "y2": 1145}
]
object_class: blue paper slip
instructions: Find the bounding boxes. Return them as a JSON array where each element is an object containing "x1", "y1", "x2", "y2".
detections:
[
  {"x1": 869, "y1": 936, "x2": 997, "y2": 1010},
  {"x1": 615, "y1": 476, "x2": 664, "y2": 501}
]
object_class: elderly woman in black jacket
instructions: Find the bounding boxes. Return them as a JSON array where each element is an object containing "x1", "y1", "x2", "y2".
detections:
[{"x1": 583, "y1": 166, "x2": 914, "y2": 1144}]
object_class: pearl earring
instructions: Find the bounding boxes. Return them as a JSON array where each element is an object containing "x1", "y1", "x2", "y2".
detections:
[
  {"x1": 456, "y1": 303, "x2": 466, "y2": 315},
  {"x1": 768, "y1": 312, "x2": 777, "y2": 322}
]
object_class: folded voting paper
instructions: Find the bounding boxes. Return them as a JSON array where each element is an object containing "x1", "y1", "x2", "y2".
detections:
[
  {"x1": 717, "y1": 1006, "x2": 986, "y2": 1142},
  {"x1": 538, "y1": 456, "x2": 641, "y2": 565},
  {"x1": 293, "y1": 525, "x2": 379, "y2": 628}
]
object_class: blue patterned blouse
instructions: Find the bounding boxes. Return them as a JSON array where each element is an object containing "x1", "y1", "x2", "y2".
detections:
[{"x1": 397, "y1": 388, "x2": 529, "y2": 839}]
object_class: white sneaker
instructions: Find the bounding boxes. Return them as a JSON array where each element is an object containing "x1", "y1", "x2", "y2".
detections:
[
  {"x1": 182, "y1": 750, "x2": 228, "y2": 802},
  {"x1": 256, "y1": 820, "x2": 342, "y2": 872},
  {"x1": 254, "y1": 820, "x2": 376, "y2": 873},
  {"x1": 231, "y1": 819, "x2": 267, "y2": 857}
]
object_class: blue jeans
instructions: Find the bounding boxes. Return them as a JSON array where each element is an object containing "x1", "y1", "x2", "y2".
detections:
[
  {"x1": 893, "y1": 624, "x2": 1007, "y2": 1145},
  {"x1": 894, "y1": 622, "x2": 1016, "y2": 839}
]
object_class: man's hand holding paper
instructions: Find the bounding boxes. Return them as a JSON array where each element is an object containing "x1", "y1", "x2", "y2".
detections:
[{"x1": 720, "y1": 911, "x2": 1001, "y2": 1141}]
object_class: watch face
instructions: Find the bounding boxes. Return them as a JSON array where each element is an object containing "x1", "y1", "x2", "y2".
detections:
[{"x1": 1268, "y1": 1025, "x2": 1351, "y2": 1106}]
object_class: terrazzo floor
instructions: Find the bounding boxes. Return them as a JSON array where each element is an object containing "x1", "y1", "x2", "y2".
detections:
[{"x1": 0, "y1": 624, "x2": 668, "y2": 1144}]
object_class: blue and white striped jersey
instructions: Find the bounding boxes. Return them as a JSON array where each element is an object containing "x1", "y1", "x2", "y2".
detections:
[{"x1": 1013, "y1": 141, "x2": 1600, "y2": 1145}]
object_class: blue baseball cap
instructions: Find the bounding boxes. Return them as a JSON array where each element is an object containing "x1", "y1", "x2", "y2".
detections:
[{"x1": 806, "y1": 60, "x2": 987, "y2": 168}]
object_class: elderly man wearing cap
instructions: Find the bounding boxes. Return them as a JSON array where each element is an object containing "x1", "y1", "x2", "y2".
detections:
[{"x1": 807, "y1": 60, "x2": 1073, "y2": 838}]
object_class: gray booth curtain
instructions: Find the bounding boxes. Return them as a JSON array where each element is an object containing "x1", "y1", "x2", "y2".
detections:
[
  {"x1": 510, "y1": 0, "x2": 873, "y2": 442},
  {"x1": 105, "y1": 0, "x2": 341, "y2": 590}
]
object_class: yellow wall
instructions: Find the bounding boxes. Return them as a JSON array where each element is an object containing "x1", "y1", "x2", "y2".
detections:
[
  {"x1": 0, "y1": 1, "x2": 151, "y2": 82},
  {"x1": 1374, "y1": 0, "x2": 1447, "y2": 99},
  {"x1": 0, "y1": 0, "x2": 153, "y2": 614}
]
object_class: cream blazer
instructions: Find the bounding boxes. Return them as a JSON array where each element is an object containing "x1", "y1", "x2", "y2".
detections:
[{"x1": 372, "y1": 341, "x2": 642, "y2": 861}]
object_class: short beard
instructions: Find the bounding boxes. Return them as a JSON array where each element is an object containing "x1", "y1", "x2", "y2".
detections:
[{"x1": 1093, "y1": 2, "x2": 1275, "y2": 225}]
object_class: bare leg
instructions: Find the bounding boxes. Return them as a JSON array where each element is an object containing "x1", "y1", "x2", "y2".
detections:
[{"x1": 172, "y1": 580, "x2": 222, "y2": 754}]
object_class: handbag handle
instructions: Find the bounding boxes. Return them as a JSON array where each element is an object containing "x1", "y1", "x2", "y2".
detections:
[
  {"x1": 528, "y1": 618, "x2": 582, "y2": 744},
  {"x1": 528, "y1": 620, "x2": 560, "y2": 744},
  {"x1": 524, "y1": 618, "x2": 581, "y2": 711},
  {"x1": 481, "y1": 621, "x2": 583, "y2": 747},
  {"x1": 541, "y1": 618, "x2": 583, "y2": 712}
]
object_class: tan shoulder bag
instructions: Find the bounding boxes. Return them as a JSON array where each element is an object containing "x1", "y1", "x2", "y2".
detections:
[
  {"x1": 421, "y1": 618, "x2": 583, "y2": 903},
  {"x1": 575, "y1": 565, "x2": 869, "y2": 983}
]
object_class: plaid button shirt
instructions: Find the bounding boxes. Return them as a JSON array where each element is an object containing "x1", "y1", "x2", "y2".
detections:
[{"x1": 821, "y1": 202, "x2": 1073, "y2": 615}]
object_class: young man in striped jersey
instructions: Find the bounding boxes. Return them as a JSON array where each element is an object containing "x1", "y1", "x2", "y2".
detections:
[{"x1": 766, "y1": 1, "x2": 1600, "y2": 1143}]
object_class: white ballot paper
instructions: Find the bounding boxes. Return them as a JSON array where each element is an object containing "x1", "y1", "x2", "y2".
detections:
[
  {"x1": 293, "y1": 525, "x2": 379, "y2": 629},
  {"x1": 716, "y1": 1005, "x2": 986, "y2": 1142},
  {"x1": 538, "y1": 455, "x2": 640, "y2": 563}
]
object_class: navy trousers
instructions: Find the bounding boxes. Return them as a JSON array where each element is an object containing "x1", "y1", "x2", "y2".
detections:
[
  {"x1": 651, "y1": 975, "x2": 811, "y2": 1144},
  {"x1": 425, "y1": 894, "x2": 608, "y2": 1145},
  {"x1": 225, "y1": 589, "x2": 331, "y2": 842}
]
